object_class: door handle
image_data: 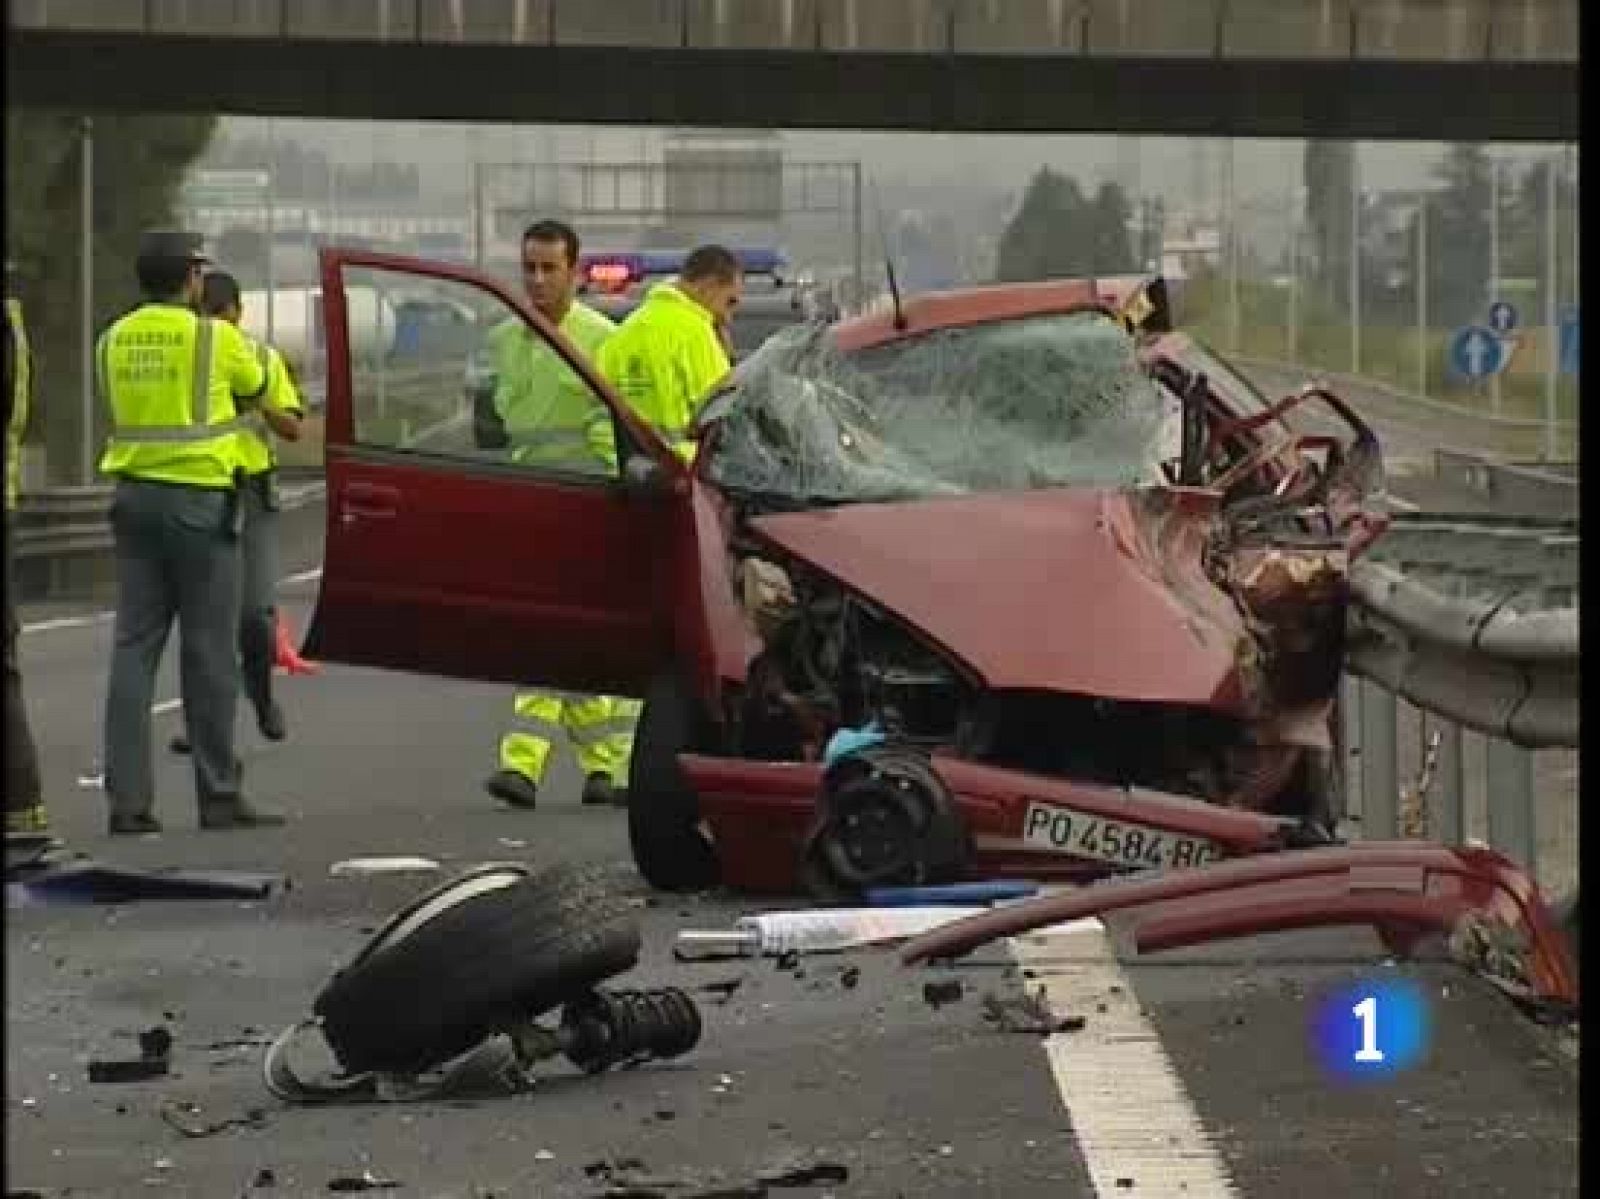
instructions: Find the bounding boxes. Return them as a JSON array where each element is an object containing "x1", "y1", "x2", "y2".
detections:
[{"x1": 340, "y1": 482, "x2": 400, "y2": 521}]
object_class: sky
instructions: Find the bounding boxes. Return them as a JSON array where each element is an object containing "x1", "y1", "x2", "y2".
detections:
[{"x1": 214, "y1": 118, "x2": 1570, "y2": 213}]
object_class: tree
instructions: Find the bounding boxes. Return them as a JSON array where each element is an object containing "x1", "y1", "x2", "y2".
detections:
[
  {"x1": 1087, "y1": 182, "x2": 1136, "y2": 275},
  {"x1": 1422, "y1": 143, "x2": 1494, "y2": 329},
  {"x1": 995, "y1": 169, "x2": 1143, "y2": 283},
  {"x1": 6, "y1": 109, "x2": 218, "y2": 483},
  {"x1": 1302, "y1": 140, "x2": 1354, "y2": 303}
]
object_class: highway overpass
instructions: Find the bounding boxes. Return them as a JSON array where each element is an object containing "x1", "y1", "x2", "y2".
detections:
[{"x1": 7, "y1": 0, "x2": 1577, "y2": 139}]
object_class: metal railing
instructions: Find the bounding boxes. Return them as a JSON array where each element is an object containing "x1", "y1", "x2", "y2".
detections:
[
  {"x1": 1341, "y1": 512, "x2": 1579, "y2": 893},
  {"x1": 8, "y1": 0, "x2": 1579, "y2": 62},
  {"x1": 1432, "y1": 448, "x2": 1579, "y2": 519}
]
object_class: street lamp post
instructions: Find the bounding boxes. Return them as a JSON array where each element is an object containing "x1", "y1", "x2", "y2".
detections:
[
  {"x1": 1542, "y1": 154, "x2": 1559, "y2": 462},
  {"x1": 1416, "y1": 192, "x2": 1428, "y2": 397},
  {"x1": 79, "y1": 117, "x2": 95, "y2": 486},
  {"x1": 1349, "y1": 149, "x2": 1361, "y2": 376}
]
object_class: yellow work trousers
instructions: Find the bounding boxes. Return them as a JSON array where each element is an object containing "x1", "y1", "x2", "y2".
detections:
[{"x1": 499, "y1": 690, "x2": 642, "y2": 786}]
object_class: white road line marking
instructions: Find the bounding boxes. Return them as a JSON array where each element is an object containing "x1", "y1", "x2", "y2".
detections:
[
  {"x1": 151, "y1": 698, "x2": 182, "y2": 715},
  {"x1": 20, "y1": 613, "x2": 115, "y2": 634},
  {"x1": 1008, "y1": 921, "x2": 1240, "y2": 1198},
  {"x1": 22, "y1": 565, "x2": 323, "y2": 636}
]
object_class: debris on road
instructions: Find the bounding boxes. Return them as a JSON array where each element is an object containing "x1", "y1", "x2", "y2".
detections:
[
  {"x1": 839, "y1": 965, "x2": 861, "y2": 990},
  {"x1": 9, "y1": 857, "x2": 284, "y2": 906},
  {"x1": 89, "y1": 1025, "x2": 174, "y2": 1083},
  {"x1": 158, "y1": 1100, "x2": 268, "y2": 1139},
  {"x1": 328, "y1": 856, "x2": 441, "y2": 877},
  {"x1": 269, "y1": 864, "x2": 701, "y2": 1103},
  {"x1": 865, "y1": 881, "x2": 1039, "y2": 906},
  {"x1": 326, "y1": 1170, "x2": 402, "y2": 1192},
  {"x1": 980, "y1": 989, "x2": 1085, "y2": 1036},
  {"x1": 580, "y1": 1155, "x2": 849, "y2": 1198},
  {"x1": 674, "y1": 905, "x2": 1002, "y2": 961},
  {"x1": 922, "y1": 979, "x2": 965, "y2": 1009},
  {"x1": 696, "y1": 977, "x2": 746, "y2": 1004}
]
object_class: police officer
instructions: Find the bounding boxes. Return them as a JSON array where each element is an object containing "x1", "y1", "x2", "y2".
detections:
[
  {"x1": 169, "y1": 270, "x2": 304, "y2": 756},
  {"x1": 99, "y1": 230, "x2": 284, "y2": 834},
  {"x1": 3, "y1": 260, "x2": 49, "y2": 837},
  {"x1": 482, "y1": 219, "x2": 639, "y2": 812},
  {"x1": 592, "y1": 243, "x2": 742, "y2": 465}
]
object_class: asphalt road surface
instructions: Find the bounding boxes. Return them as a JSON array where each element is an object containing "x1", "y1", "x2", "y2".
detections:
[{"x1": 6, "y1": 576, "x2": 1577, "y2": 1199}]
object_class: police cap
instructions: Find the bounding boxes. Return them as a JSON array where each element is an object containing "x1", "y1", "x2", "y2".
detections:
[{"x1": 137, "y1": 229, "x2": 211, "y2": 267}]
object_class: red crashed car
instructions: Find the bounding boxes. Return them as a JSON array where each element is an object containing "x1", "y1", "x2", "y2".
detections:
[{"x1": 305, "y1": 251, "x2": 1390, "y2": 897}]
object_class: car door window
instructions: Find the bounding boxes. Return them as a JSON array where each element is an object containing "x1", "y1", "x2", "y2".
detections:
[{"x1": 342, "y1": 265, "x2": 619, "y2": 481}]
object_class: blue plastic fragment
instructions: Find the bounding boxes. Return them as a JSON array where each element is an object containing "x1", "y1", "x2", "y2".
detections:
[
  {"x1": 864, "y1": 881, "x2": 1041, "y2": 907},
  {"x1": 822, "y1": 723, "x2": 887, "y2": 767}
]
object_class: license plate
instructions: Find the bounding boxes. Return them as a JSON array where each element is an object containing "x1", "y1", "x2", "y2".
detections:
[{"x1": 1021, "y1": 802, "x2": 1225, "y2": 870}]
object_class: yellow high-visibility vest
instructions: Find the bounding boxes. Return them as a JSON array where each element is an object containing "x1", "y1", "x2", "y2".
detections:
[
  {"x1": 593, "y1": 282, "x2": 730, "y2": 465},
  {"x1": 237, "y1": 338, "x2": 304, "y2": 477},
  {"x1": 490, "y1": 301, "x2": 615, "y2": 468},
  {"x1": 97, "y1": 303, "x2": 266, "y2": 489}
]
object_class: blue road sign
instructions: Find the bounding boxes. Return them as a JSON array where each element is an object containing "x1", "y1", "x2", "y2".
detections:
[
  {"x1": 1559, "y1": 309, "x2": 1579, "y2": 377},
  {"x1": 1448, "y1": 325, "x2": 1507, "y2": 381},
  {"x1": 1488, "y1": 300, "x2": 1519, "y2": 335}
]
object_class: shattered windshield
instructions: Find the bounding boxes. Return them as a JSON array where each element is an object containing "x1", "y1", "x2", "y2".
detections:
[{"x1": 702, "y1": 310, "x2": 1176, "y2": 503}]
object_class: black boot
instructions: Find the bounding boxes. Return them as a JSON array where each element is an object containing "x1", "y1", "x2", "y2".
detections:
[
  {"x1": 199, "y1": 798, "x2": 288, "y2": 830},
  {"x1": 108, "y1": 813, "x2": 163, "y2": 836},
  {"x1": 581, "y1": 773, "x2": 627, "y2": 807},
  {"x1": 485, "y1": 769, "x2": 538, "y2": 810}
]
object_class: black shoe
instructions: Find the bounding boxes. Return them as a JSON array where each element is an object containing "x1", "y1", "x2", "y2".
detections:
[
  {"x1": 109, "y1": 813, "x2": 163, "y2": 836},
  {"x1": 170, "y1": 734, "x2": 192, "y2": 755},
  {"x1": 199, "y1": 799, "x2": 288, "y2": 830},
  {"x1": 255, "y1": 698, "x2": 287, "y2": 742},
  {"x1": 485, "y1": 769, "x2": 538, "y2": 810},
  {"x1": 581, "y1": 773, "x2": 627, "y2": 807}
]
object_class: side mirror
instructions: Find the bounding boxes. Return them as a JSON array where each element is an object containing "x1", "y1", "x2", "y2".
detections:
[{"x1": 621, "y1": 453, "x2": 671, "y2": 499}]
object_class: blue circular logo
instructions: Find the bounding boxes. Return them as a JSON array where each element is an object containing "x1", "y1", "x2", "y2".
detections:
[{"x1": 1310, "y1": 978, "x2": 1430, "y2": 1082}]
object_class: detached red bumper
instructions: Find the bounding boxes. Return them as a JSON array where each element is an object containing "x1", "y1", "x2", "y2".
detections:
[
  {"x1": 681, "y1": 752, "x2": 1299, "y2": 896},
  {"x1": 899, "y1": 843, "x2": 1578, "y2": 1010}
]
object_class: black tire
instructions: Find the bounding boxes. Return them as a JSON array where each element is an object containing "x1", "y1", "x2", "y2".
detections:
[
  {"x1": 627, "y1": 674, "x2": 721, "y2": 893},
  {"x1": 314, "y1": 862, "x2": 640, "y2": 1076}
]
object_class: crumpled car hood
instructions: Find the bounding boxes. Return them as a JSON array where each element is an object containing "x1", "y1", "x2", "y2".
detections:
[{"x1": 747, "y1": 487, "x2": 1251, "y2": 709}]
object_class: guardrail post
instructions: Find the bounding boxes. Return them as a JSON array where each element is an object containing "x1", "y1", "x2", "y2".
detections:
[
  {"x1": 1428, "y1": 718, "x2": 1466, "y2": 845},
  {"x1": 1485, "y1": 739, "x2": 1537, "y2": 878},
  {"x1": 1340, "y1": 675, "x2": 1364, "y2": 828},
  {"x1": 1358, "y1": 680, "x2": 1399, "y2": 839}
]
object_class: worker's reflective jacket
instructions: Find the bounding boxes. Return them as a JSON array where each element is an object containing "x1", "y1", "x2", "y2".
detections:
[
  {"x1": 5, "y1": 296, "x2": 31, "y2": 510},
  {"x1": 97, "y1": 303, "x2": 266, "y2": 489},
  {"x1": 593, "y1": 282, "x2": 731, "y2": 466},
  {"x1": 489, "y1": 301, "x2": 615, "y2": 469},
  {"x1": 236, "y1": 338, "x2": 304, "y2": 477}
]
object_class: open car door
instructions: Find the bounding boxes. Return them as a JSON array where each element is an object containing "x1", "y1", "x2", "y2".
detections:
[{"x1": 303, "y1": 248, "x2": 683, "y2": 697}]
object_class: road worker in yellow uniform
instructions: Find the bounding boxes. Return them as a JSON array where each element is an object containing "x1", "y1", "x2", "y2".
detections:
[
  {"x1": 98, "y1": 230, "x2": 285, "y2": 835},
  {"x1": 4, "y1": 261, "x2": 50, "y2": 837},
  {"x1": 482, "y1": 219, "x2": 640, "y2": 813},
  {"x1": 170, "y1": 269, "x2": 304, "y2": 758},
  {"x1": 590, "y1": 243, "x2": 743, "y2": 467}
]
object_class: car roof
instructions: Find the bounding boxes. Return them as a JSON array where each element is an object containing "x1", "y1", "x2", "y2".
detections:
[{"x1": 832, "y1": 275, "x2": 1153, "y2": 354}]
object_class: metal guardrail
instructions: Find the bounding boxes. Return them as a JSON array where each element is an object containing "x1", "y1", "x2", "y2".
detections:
[
  {"x1": 1231, "y1": 353, "x2": 1579, "y2": 435},
  {"x1": 1433, "y1": 448, "x2": 1579, "y2": 519},
  {"x1": 1341, "y1": 513, "x2": 1578, "y2": 892}
]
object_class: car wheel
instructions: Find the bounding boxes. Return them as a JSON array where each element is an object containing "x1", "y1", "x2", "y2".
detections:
[
  {"x1": 801, "y1": 747, "x2": 969, "y2": 902},
  {"x1": 313, "y1": 861, "x2": 641, "y2": 1076},
  {"x1": 627, "y1": 674, "x2": 721, "y2": 893}
]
